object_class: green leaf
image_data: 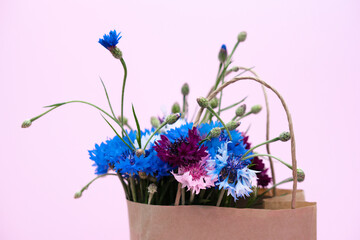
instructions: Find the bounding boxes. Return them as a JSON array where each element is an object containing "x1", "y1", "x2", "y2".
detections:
[
  {"x1": 132, "y1": 104, "x2": 142, "y2": 148},
  {"x1": 100, "y1": 114, "x2": 133, "y2": 150},
  {"x1": 219, "y1": 96, "x2": 248, "y2": 112},
  {"x1": 43, "y1": 102, "x2": 66, "y2": 108},
  {"x1": 100, "y1": 77, "x2": 116, "y2": 119}
]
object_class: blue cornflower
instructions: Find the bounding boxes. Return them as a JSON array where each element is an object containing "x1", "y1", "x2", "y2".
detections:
[
  {"x1": 99, "y1": 30, "x2": 122, "y2": 49},
  {"x1": 207, "y1": 142, "x2": 258, "y2": 200},
  {"x1": 198, "y1": 121, "x2": 244, "y2": 157},
  {"x1": 88, "y1": 129, "x2": 173, "y2": 179},
  {"x1": 162, "y1": 121, "x2": 193, "y2": 142}
]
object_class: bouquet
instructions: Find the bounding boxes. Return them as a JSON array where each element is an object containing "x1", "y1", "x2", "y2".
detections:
[{"x1": 22, "y1": 30, "x2": 315, "y2": 240}]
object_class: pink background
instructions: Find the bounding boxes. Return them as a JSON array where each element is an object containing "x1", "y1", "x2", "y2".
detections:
[{"x1": 1, "y1": 0, "x2": 359, "y2": 239}]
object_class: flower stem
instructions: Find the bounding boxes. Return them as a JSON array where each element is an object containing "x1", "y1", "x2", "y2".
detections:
[
  {"x1": 148, "y1": 193, "x2": 154, "y2": 204},
  {"x1": 241, "y1": 137, "x2": 280, "y2": 159},
  {"x1": 116, "y1": 172, "x2": 130, "y2": 199},
  {"x1": 129, "y1": 175, "x2": 137, "y2": 202},
  {"x1": 216, "y1": 188, "x2": 226, "y2": 207},
  {"x1": 74, "y1": 173, "x2": 117, "y2": 198},
  {"x1": 42, "y1": 100, "x2": 136, "y2": 150},
  {"x1": 174, "y1": 183, "x2": 182, "y2": 206},
  {"x1": 181, "y1": 188, "x2": 186, "y2": 205},
  {"x1": 119, "y1": 58, "x2": 128, "y2": 132},
  {"x1": 219, "y1": 96, "x2": 247, "y2": 113},
  {"x1": 142, "y1": 121, "x2": 168, "y2": 150},
  {"x1": 242, "y1": 153, "x2": 292, "y2": 170},
  {"x1": 189, "y1": 191, "x2": 195, "y2": 204}
]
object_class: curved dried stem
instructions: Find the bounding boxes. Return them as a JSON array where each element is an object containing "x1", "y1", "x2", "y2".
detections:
[
  {"x1": 203, "y1": 76, "x2": 297, "y2": 209},
  {"x1": 238, "y1": 67, "x2": 276, "y2": 196}
]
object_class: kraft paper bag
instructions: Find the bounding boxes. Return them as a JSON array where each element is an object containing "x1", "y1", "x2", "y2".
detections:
[{"x1": 127, "y1": 189, "x2": 316, "y2": 240}]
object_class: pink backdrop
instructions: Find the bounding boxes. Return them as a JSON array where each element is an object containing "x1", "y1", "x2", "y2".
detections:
[{"x1": 1, "y1": 0, "x2": 359, "y2": 239}]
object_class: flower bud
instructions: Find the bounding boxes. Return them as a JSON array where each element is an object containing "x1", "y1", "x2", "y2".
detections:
[
  {"x1": 109, "y1": 46, "x2": 123, "y2": 59},
  {"x1": 231, "y1": 66, "x2": 240, "y2": 72},
  {"x1": 117, "y1": 116, "x2": 128, "y2": 125},
  {"x1": 21, "y1": 119, "x2": 32, "y2": 128},
  {"x1": 209, "y1": 98, "x2": 219, "y2": 109},
  {"x1": 279, "y1": 132, "x2": 291, "y2": 142},
  {"x1": 150, "y1": 116, "x2": 160, "y2": 128},
  {"x1": 139, "y1": 171, "x2": 147, "y2": 180},
  {"x1": 237, "y1": 31, "x2": 247, "y2": 42},
  {"x1": 226, "y1": 121, "x2": 240, "y2": 131},
  {"x1": 171, "y1": 102, "x2": 181, "y2": 113},
  {"x1": 250, "y1": 105, "x2": 262, "y2": 114},
  {"x1": 297, "y1": 169, "x2": 305, "y2": 182},
  {"x1": 136, "y1": 149, "x2": 145, "y2": 157},
  {"x1": 166, "y1": 113, "x2": 181, "y2": 124},
  {"x1": 209, "y1": 127, "x2": 222, "y2": 138},
  {"x1": 74, "y1": 191, "x2": 82, "y2": 199},
  {"x1": 181, "y1": 83, "x2": 190, "y2": 96},
  {"x1": 196, "y1": 97, "x2": 209, "y2": 108},
  {"x1": 147, "y1": 183, "x2": 158, "y2": 194},
  {"x1": 218, "y1": 44, "x2": 227, "y2": 63},
  {"x1": 235, "y1": 104, "x2": 246, "y2": 117}
]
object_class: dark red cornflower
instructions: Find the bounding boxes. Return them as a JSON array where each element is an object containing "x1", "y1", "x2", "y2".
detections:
[{"x1": 154, "y1": 128, "x2": 208, "y2": 167}]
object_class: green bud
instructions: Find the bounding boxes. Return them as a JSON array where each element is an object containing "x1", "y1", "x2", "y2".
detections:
[
  {"x1": 235, "y1": 104, "x2": 246, "y2": 117},
  {"x1": 209, "y1": 98, "x2": 219, "y2": 109},
  {"x1": 218, "y1": 44, "x2": 228, "y2": 63},
  {"x1": 136, "y1": 149, "x2": 145, "y2": 157},
  {"x1": 117, "y1": 116, "x2": 128, "y2": 125},
  {"x1": 109, "y1": 46, "x2": 123, "y2": 59},
  {"x1": 226, "y1": 121, "x2": 240, "y2": 131},
  {"x1": 181, "y1": 83, "x2": 190, "y2": 96},
  {"x1": 21, "y1": 119, "x2": 32, "y2": 128},
  {"x1": 74, "y1": 191, "x2": 82, "y2": 199},
  {"x1": 171, "y1": 102, "x2": 181, "y2": 113},
  {"x1": 209, "y1": 127, "x2": 222, "y2": 138},
  {"x1": 150, "y1": 117, "x2": 160, "y2": 128},
  {"x1": 237, "y1": 31, "x2": 247, "y2": 42},
  {"x1": 197, "y1": 97, "x2": 209, "y2": 108},
  {"x1": 279, "y1": 132, "x2": 291, "y2": 142},
  {"x1": 231, "y1": 66, "x2": 240, "y2": 72},
  {"x1": 166, "y1": 113, "x2": 181, "y2": 124},
  {"x1": 297, "y1": 169, "x2": 305, "y2": 182},
  {"x1": 250, "y1": 105, "x2": 262, "y2": 114}
]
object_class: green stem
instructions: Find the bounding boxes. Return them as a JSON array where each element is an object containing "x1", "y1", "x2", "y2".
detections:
[
  {"x1": 189, "y1": 191, "x2": 195, "y2": 204},
  {"x1": 206, "y1": 107, "x2": 232, "y2": 140},
  {"x1": 246, "y1": 178, "x2": 293, "y2": 208},
  {"x1": 242, "y1": 153, "x2": 293, "y2": 170},
  {"x1": 241, "y1": 137, "x2": 280, "y2": 159},
  {"x1": 216, "y1": 188, "x2": 226, "y2": 207},
  {"x1": 159, "y1": 178, "x2": 174, "y2": 204},
  {"x1": 181, "y1": 188, "x2": 186, "y2": 205},
  {"x1": 119, "y1": 58, "x2": 128, "y2": 131},
  {"x1": 101, "y1": 114, "x2": 134, "y2": 150},
  {"x1": 43, "y1": 100, "x2": 136, "y2": 150},
  {"x1": 116, "y1": 172, "x2": 130, "y2": 199},
  {"x1": 129, "y1": 176, "x2": 137, "y2": 202},
  {"x1": 31, "y1": 105, "x2": 62, "y2": 122},
  {"x1": 75, "y1": 173, "x2": 117, "y2": 198},
  {"x1": 219, "y1": 96, "x2": 248, "y2": 113},
  {"x1": 142, "y1": 121, "x2": 168, "y2": 150},
  {"x1": 182, "y1": 94, "x2": 187, "y2": 118}
]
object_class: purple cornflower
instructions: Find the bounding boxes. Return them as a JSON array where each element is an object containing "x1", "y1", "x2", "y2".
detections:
[{"x1": 154, "y1": 127, "x2": 208, "y2": 167}]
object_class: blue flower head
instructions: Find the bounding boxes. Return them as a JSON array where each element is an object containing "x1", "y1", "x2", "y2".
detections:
[
  {"x1": 99, "y1": 30, "x2": 122, "y2": 49},
  {"x1": 88, "y1": 129, "x2": 173, "y2": 179},
  {"x1": 207, "y1": 142, "x2": 257, "y2": 201},
  {"x1": 221, "y1": 44, "x2": 227, "y2": 50}
]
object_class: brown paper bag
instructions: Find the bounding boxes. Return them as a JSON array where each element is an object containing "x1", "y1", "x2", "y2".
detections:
[{"x1": 127, "y1": 189, "x2": 316, "y2": 240}]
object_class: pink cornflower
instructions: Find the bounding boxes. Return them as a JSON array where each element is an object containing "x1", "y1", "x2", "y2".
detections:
[{"x1": 172, "y1": 157, "x2": 217, "y2": 194}]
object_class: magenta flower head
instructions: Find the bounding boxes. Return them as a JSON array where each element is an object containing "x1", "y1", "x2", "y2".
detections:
[{"x1": 154, "y1": 127, "x2": 208, "y2": 167}]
